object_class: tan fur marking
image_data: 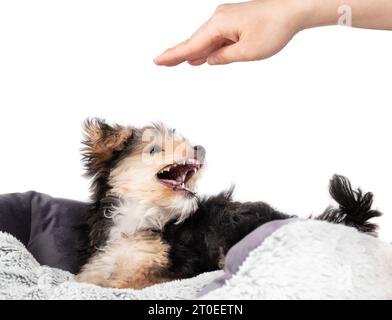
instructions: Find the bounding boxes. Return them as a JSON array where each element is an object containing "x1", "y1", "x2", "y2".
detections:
[
  {"x1": 94, "y1": 127, "x2": 132, "y2": 160},
  {"x1": 76, "y1": 231, "x2": 170, "y2": 289},
  {"x1": 218, "y1": 248, "x2": 226, "y2": 269},
  {"x1": 218, "y1": 257, "x2": 225, "y2": 270},
  {"x1": 84, "y1": 124, "x2": 103, "y2": 144},
  {"x1": 82, "y1": 120, "x2": 132, "y2": 167}
]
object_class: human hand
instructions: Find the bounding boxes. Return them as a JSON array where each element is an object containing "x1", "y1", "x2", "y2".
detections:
[{"x1": 154, "y1": 0, "x2": 311, "y2": 66}]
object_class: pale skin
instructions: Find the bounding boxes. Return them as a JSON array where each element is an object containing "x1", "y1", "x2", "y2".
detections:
[{"x1": 154, "y1": 0, "x2": 392, "y2": 66}]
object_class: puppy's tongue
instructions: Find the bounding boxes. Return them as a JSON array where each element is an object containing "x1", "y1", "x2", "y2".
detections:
[
  {"x1": 160, "y1": 179, "x2": 179, "y2": 186},
  {"x1": 159, "y1": 179, "x2": 185, "y2": 188}
]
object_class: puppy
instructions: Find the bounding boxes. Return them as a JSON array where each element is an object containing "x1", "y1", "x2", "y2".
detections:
[{"x1": 76, "y1": 119, "x2": 381, "y2": 289}]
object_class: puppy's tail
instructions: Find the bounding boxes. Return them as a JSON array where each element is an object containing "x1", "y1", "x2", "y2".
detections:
[{"x1": 316, "y1": 175, "x2": 382, "y2": 236}]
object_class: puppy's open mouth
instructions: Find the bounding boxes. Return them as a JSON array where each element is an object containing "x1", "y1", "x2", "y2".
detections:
[{"x1": 156, "y1": 158, "x2": 202, "y2": 194}]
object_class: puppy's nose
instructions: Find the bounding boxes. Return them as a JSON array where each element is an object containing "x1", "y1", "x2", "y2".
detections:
[{"x1": 194, "y1": 145, "x2": 206, "y2": 162}]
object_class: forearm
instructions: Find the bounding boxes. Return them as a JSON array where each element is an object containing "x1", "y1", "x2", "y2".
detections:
[{"x1": 299, "y1": 0, "x2": 392, "y2": 30}]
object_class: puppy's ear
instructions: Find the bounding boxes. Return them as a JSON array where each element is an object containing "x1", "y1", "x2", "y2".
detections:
[{"x1": 82, "y1": 118, "x2": 132, "y2": 176}]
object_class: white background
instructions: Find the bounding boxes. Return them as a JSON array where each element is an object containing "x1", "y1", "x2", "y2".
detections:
[{"x1": 1, "y1": 1, "x2": 391, "y2": 240}]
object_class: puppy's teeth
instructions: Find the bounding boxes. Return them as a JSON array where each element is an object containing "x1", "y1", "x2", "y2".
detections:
[
  {"x1": 193, "y1": 168, "x2": 197, "y2": 173},
  {"x1": 182, "y1": 183, "x2": 185, "y2": 188}
]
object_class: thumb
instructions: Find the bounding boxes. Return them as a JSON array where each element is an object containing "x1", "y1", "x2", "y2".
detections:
[{"x1": 207, "y1": 41, "x2": 251, "y2": 65}]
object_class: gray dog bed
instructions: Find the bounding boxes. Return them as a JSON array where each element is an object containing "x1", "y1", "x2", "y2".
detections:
[{"x1": 1, "y1": 192, "x2": 392, "y2": 300}]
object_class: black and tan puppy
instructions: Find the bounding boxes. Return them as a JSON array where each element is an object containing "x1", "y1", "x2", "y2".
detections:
[{"x1": 76, "y1": 119, "x2": 381, "y2": 289}]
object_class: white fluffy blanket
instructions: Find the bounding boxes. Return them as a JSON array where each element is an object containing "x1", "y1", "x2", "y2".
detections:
[
  {"x1": 0, "y1": 231, "x2": 221, "y2": 300},
  {"x1": 1, "y1": 220, "x2": 392, "y2": 300}
]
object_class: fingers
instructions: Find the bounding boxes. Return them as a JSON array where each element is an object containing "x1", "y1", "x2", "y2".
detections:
[
  {"x1": 188, "y1": 57, "x2": 208, "y2": 66},
  {"x1": 155, "y1": 40, "x2": 252, "y2": 66},
  {"x1": 154, "y1": 23, "x2": 224, "y2": 66},
  {"x1": 207, "y1": 41, "x2": 252, "y2": 65}
]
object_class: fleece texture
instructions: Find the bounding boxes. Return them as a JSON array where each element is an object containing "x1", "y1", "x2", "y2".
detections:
[
  {"x1": 203, "y1": 220, "x2": 392, "y2": 300},
  {"x1": 1, "y1": 219, "x2": 392, "y2": 300},
  {"x1": 0, "y1": 231, "x2": 222, "y2": 300}
]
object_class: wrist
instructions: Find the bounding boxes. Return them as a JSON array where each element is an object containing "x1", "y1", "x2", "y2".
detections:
[{"x1": 288, "y1": 0, "x2": 342, "y2": 31}]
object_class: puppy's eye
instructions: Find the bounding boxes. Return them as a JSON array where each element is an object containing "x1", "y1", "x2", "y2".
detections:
[{"x1": 149, "y1": 145, "x2": 163, "y2": 155}]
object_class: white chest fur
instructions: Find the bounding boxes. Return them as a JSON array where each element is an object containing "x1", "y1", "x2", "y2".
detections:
[
  {"x1": 106, "y1": 195, "x2": 198, "y2": 243},
  {"x1": 107, "y1": 199, "x2": 165, "y2": 242}
]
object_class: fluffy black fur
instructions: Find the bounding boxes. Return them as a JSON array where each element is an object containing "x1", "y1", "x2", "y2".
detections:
[
  {"x1": 161, "y1": 188, "x2": 291, "y2": 278},
  {"x1": 159, "y1": 175, "x2": 382, "y2": 279},
  {"x1": 316, "y1": 175, "x2": 382, "y2": 235}
]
